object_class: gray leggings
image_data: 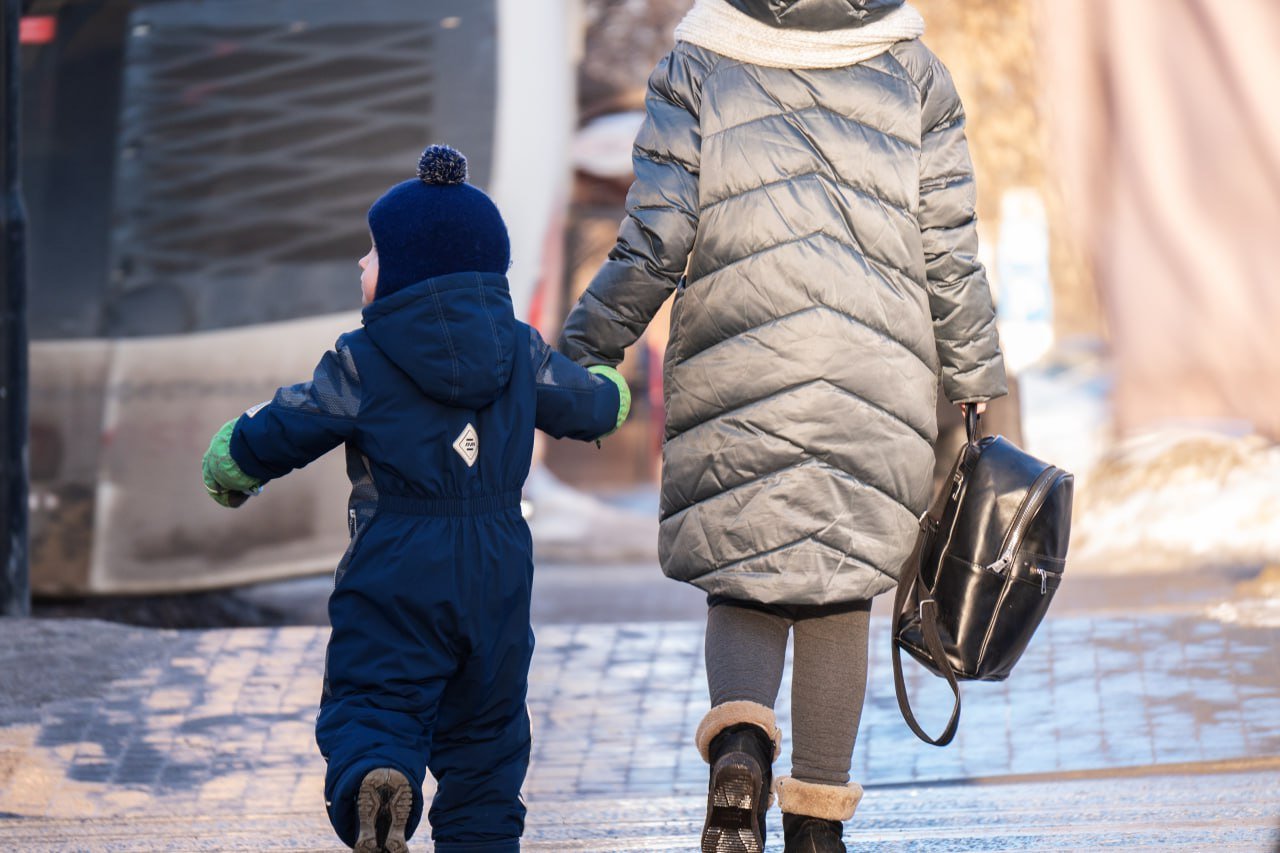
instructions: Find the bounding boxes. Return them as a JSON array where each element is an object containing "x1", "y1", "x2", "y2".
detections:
[{"x1": 705, "y1": 598, "x2": 871, "y2": 786}]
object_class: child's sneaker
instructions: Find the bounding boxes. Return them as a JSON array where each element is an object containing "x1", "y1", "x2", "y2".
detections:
[{"x1": 354, "y1": 768, "x2": 413, "y2": 853}]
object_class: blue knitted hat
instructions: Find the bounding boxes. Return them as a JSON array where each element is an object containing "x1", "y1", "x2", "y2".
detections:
[{"x1": 367, "y1": 146, "x2": 510, "y2": 299}]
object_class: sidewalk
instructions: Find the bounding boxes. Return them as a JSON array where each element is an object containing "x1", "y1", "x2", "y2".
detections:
[{"x1": 2, "y1": 609, "x2": 1279, "y2": 851}]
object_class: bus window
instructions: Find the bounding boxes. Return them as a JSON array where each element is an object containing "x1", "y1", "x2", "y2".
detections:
[{"x1": 22, "y1": 0, "x2": 497, "y2": 339}]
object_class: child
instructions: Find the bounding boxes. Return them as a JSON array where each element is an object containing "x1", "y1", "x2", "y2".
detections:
[
  {"x1": 201, "y1": 146, "x2": 629, "y2": 853},
  {"x1": 559, "y1": 2, "x2": 1006, "y2": 851}
]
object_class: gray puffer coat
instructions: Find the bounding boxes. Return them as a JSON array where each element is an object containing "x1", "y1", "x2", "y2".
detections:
[{"x1": 560, "y1": 1, "x2": 1007, "y2": 605}]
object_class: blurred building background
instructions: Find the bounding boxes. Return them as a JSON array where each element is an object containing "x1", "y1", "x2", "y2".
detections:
[{"x1": 1039, "y1": 0, "x2": 1280, "y2": 439}]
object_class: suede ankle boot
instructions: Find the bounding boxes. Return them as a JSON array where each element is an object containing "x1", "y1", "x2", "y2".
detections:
[
  {"x1": 701, "y1": 723, "x2": 774, "y2": 852},
  {"x1": 773, "y1": 777, "x2": 862, "y2": 853},
  {"x1": 782, "y1": 811, "x2": 847, "y2": 852}
]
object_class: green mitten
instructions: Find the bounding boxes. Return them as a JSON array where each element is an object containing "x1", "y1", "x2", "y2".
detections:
[
  {"x1": 202, "y1": 418, "x2": 262, "y2": 508},
  {"x1": 588, "y1": 365, "x2": 631, "y2": 438}
]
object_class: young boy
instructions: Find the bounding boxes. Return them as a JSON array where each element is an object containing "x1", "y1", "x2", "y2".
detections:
[{"x1": 201, "y1": 146, "x2": 629, "y2": 853}]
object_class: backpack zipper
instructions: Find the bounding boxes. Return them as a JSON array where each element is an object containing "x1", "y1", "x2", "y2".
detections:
[
  {"x1": 1033, "y1": 566, "x2": 1050, "y2": 594},
  {"x1": 986, "y1": 466, "x2": 1065, "y2": 574}
]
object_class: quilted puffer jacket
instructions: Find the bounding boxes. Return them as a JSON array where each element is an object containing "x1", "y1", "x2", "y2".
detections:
[{"x1": 560, "y1": 0, "x2": 1007, "y2": 605}]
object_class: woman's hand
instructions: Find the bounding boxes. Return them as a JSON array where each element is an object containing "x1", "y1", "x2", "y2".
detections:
[{"x1": 959, "y1": 402, "x2": 987, "y2": 416}]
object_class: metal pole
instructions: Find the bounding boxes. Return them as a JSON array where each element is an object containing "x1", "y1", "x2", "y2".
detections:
[{"x1": 1, "y1": 0, "x2": 30, "y2": 617}]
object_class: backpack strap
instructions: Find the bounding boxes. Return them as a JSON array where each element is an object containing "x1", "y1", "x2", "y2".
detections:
[
  {"x1": 890, "y1": 413, "x2": 981, "y2": 747},
  {"x1": 891, "y1": 514, "x2": 962, "y2": 746}
]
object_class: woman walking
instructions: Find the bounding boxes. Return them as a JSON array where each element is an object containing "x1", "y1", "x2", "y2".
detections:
[{"x1": 559, "y1": 1, "x2": 1007, "y2": 849}]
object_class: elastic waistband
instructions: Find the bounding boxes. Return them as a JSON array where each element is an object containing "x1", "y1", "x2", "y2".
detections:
[{"x1": 378, "y1": 490, "x2": 522, "y2": 517}]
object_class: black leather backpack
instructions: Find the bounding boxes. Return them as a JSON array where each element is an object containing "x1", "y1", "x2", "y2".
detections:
[{"x1": 892, "y1": 409, "x2": 1074, "y2": 746}]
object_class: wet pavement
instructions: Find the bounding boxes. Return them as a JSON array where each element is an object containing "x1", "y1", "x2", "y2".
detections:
[{"x1": 2, "y1": 599, "x2": 1279, "y2": 851}]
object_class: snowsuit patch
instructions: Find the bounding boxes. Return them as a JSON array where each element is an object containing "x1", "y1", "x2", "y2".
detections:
[{"x1": 229, "y1": 272, "x2": 620, "y2": 849}]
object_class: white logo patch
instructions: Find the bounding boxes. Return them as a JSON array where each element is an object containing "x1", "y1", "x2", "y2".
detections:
[
  {"x1": 453, "y1": 423, "x2": 479, "y2": 467},
  {"x1": 244, "y1": 401, "x2": 270, "y2": 418}
]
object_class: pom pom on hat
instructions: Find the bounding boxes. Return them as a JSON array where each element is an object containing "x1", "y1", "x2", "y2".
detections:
[{"x1": 417, "y1": 145, "x2": 468, "y2": 185}]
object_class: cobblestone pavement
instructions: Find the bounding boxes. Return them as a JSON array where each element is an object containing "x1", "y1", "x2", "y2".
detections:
[{"x1": 1, "y1": 611, "x2": 1278, "y2": 851}]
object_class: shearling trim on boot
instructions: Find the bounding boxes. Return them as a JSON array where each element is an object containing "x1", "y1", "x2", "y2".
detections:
[
  {"x1": 695, "y1": 700, "x2": 782, "y2": 763},
  {"x1": 773, "y1": 776, "x2": 864, "y2": 822}
]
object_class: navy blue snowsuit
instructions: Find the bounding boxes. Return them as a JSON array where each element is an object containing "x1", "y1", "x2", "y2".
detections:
[{"x1": 228, "y1": 272, "x2": 620, "y2": 851}]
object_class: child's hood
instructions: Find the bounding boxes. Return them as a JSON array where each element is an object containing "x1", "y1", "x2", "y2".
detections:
[{"x1": 361, "y1": 272, "x2": 516, "y2": 410}]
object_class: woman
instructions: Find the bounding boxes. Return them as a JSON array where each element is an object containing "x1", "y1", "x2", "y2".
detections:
[{"x1": 559, "y1": 1, "x2": 1006, "y2": 850}]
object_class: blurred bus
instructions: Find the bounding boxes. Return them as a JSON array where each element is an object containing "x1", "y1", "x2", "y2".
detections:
[{"x1": 20, "y1": 0, "x2": 581, "y2": 594}]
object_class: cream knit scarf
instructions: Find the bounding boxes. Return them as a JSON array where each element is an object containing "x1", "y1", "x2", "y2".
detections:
[{"x1": 674, "y1": 0, "x2": 925, "y2": 69}]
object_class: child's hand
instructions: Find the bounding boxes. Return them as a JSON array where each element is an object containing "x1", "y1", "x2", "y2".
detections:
[
  {"x1": 202, "y1": 418, "x2": 263, "y2": 508},
  {"x1": 203, "y1": 479, "x2": 254, "y2": 508},
  {"x1": 959, "y1": 402, "x2": 987, "y2": 416},
  {"x1": 588, "y1": 365, "x2": 631, "y2": 438}
]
